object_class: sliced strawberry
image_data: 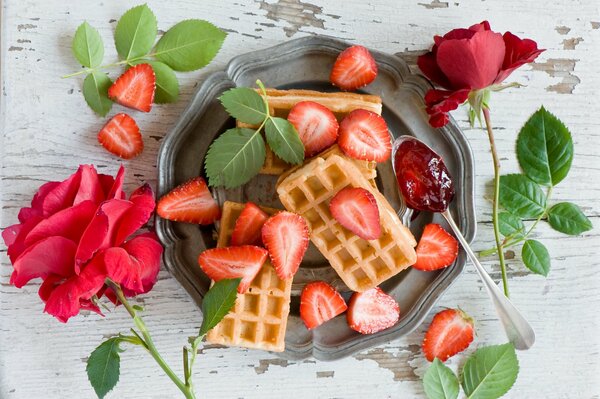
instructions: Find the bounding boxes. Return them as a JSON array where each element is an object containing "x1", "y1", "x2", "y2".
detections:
[
  {"x1": 300, "y1": 281, "x2": 348, "y2": 329},
  {"x1": 230, "y1": 202, "x2": 269, "y2": 246},
  {"x1": 198, "y1": 245, "x2": 268, "y2": 293},
  {"x1": 413, "y1": 224, "x2": 458, "y2": 271},
  {"x1": 330, "y1": 187, "x2": 381, "y2": 240},
  {"x1": 261, "y1": 211, "x2": 310, "y2": 280},
  {"x1": 97, "y1": 113, "x2": 144, "y2": 159},
  {"x1": 287, "y1": 101, "x2": 339, "y2": 157},
  {"x1": 157, "y1": 177, "x2": 221, "y2": 225},
  {"x1": 108, "y1": 63, "x2": 155, "y2": 112},
  {"x1": 347, "y1": 287, "x2": 400, "y2": 334},
  {"x1": 330, "y1": 45, "x2": 378, "y2": 91},
  {"x1": 422, "y1": 308, "x2": 474, "y2": 362},
  {"x1": 338, "y1": 109, "x2": 391, "y2": 162}
]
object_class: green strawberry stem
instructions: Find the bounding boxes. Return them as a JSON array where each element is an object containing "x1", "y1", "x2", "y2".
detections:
[{"x1": 62, "y1": 53, "x2": 158, "y2": 78}]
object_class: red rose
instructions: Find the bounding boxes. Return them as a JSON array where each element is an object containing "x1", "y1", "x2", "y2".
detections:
[
  {"x1": 2, "y1": 165, "x2": 162, "y2": 322},
  {"x1": 417, "y1": 21, "x2": 544, "y2": 127}
]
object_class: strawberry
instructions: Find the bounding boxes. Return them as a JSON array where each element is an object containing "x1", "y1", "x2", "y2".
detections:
[
  {"x1": 261, "y1": 211, "x2": 310, "y2": 280},
  {"x1": 198, "y1": 245, "x2": 268, "y2": 293},
  {"x1": 108, "y1": 63, "x2": 155, "y2": 112},
  {"x1": 157, "y1": 177, "x2": 221, "y2": 225},
  {"x1": 230, "y1": 202, "x2": 269, "y2": 246},
  {"x1": 329, "y1": 187, "x2": 381, "y2": 240},
  {"x1": 338, "y1": 109, "x2": 392, "y2": 162},
  {"x1": 413, "y1": 224, "x2": 459, "y2": 271},
  {"x1": 347, "y1": 287, "x2": 400, "y2": 334},
  {"x1": 330, "y1": 45, "x2": 378, "y2": 91},
  {"x1": 287, "y1": 101, "x2": 339, "y2": 157},
  {"x1": 422, "y1": 308, "x2": 474, "y2": 362},
  {"x1": 97, "y1": 113, "x2": 144, "y2": 159},
  {"x1": 300, "y1": 281, "x2": 348, "y2": 329}
]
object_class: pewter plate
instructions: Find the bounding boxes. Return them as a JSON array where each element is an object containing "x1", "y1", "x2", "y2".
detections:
[{"x1": 156, "y1": 36, "x2": 476, "y2": 361}]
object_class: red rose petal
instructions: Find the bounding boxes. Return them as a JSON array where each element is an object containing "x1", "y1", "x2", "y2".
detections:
[
  {"x1": 41, "y1": 168, "x2": 82, "y2": 217},
  {"x1": 417, "y1": 48, "x2": 453, "y2": 89},
  {"x1": 74, "y1": 165, "x2": 105, "y2": 206},
  {"x1": 5, "y1": 215, "x2": 43, "y2": 263},
  {"x1": 495, "y1": 31, "x2": 545, "y2": 83},
  {"x1": 423, "y1": 88, "x2": 470, "y2": 127},
  {"x1": 29, "y1": 181, "x2": 59, "y2": 216},
  {"x1": 112, "y1": 184, "x2": 155, "y2": 246},
  {"x1": 104, "y1": 165, "x2": 126, "y2": 200},
  {"x1": 38, "y1": 274, "x2": 63, "y2": 302},
  {"x1": 2, "y1": 223, "x2": 21, "y2": 247}
]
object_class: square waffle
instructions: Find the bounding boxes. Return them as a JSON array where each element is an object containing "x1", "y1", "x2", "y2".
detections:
[{"x1": 206, "y1": 201, "x2": 292, "y2": 352}]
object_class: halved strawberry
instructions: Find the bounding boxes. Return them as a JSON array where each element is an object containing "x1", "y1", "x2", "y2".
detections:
[
  {"x1": 338, "y1": 109, "x2": 392, "y2": 162},
  {"x1": 330, "y1": 45, "x2": 378, "y2": 91},
  {"x1": 108, "y1": 63, "x2": 155, "y2": 112},
  {"x1": 330, "y1": 187, "x2": 381, "y2": 240},
  {"x1": 413, "y1": 224, "x2": 458, "y2": 271},
  {"x1": 300, "y1": 281, "x2": 348, "y2": 329},
  {"x1": 287, "y1": 101, "x2": 339, "y2": 157},
  {"x1": 347, "y1": 287, "x2": 400, "y2": 334},
  {"x1": 157, "y1": 177, "x2": 221, "y2": 225},
  {"x1": 422, "y1": 308, "x2": 474, "y2": 362},
  {"x1": 261, "y1": 211, "x2": 310, "y2": 280},
  {"x1": 97, "y1": 113, "x2": 143, "y2": 159},
  {"x1": 198, "y1": 245, "x2": 268, "y2": 293},
  {"x1": 230, "y1": 202, "x2": 269, "y2": 246}
]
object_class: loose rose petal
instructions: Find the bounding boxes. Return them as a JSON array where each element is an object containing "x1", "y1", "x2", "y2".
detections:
[
  {"x1": 5, "y1": 216, "x2": 43, "y2": 263},
  {"x1": 112, "y1": 184, "x2": 156, "y2": 246},
  {"x1": 41, "y1": 169, "x2": 82, "y2": 217},
  {"x1": 495, "y1": 31, "x2": 545, "y2": 83},
  {"x1": 74, "y1": 165, "x2": 105, "y2": 206}
]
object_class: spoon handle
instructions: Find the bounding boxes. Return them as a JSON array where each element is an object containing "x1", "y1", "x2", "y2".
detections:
[{"x1": 441, "y1": 210, "x2": 535, "y2": 350}]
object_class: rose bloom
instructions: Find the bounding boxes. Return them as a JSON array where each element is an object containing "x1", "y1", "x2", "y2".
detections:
[
  {"x1": 417, "y1": 21, "x2": 544, "y2": 127},
  {"x1": 2, "y1": 165, "x2": 163, "y2": 322}
]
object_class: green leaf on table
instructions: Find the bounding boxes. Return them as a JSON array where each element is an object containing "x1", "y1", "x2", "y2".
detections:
[
  {"x1": 86, "y1": 337, "x2": 124, "y2": 399},
  {"x1": 131, "y1": 60, "x2": 179, "y2": 103},
  {"x1": 72, "y1": 21, "x2": 104, "y2": 68},
  {"x1": 114, "y1": 4, "x2": 157, "y2": 60},
  {"x1": 547, "y1": 202, "x2": 593, "y2": 235},
  {"x1": 516, "y1": 106, "x2": 573, "y2": 186},
  {"x1": 499, "y1": 174, "x2": 546, "y2": 218},
  {"x1": 265, "y1": 117, "x2": 304, "y2": 165},
  {"x1": 154, "y1": 20, "x2": 226, "y2": 71},
  {"x1": 219, "y1": 87, "x2": 267, "y2": 125},
  {"x1": 522, "y1": 239, "x2": 551, "y2": 276},
  {"x1": 204, "y1": 128, "x2": 266, "y2": 188},
  {"x1": 498, "y1": 212, "x2": 525, "y2": 239},
  {"x1": 461, "y1": 343, "x2": 519, "y2": 399},
  {"x1": 423, "y1": 358, "x2": 459, "y2": 399},
  {"x1": 83, "y1": 71, "x2": 113, "y2": 116},
  {"x1": 199, "y1": 278, "x2": 240, "y2": 336}
]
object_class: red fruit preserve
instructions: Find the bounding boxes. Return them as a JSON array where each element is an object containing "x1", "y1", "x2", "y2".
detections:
[{"x1": 393, "y1": 137, "x2": 455, "y2": 213}]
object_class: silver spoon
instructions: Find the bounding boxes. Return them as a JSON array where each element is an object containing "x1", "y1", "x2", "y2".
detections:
[{"x1": 392, "y1": 135, "x2": 535, "y2": 350}]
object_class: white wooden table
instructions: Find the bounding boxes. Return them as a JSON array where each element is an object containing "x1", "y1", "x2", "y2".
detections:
[{"x1": 1, "y1": 1, "x2": 599, "y2": 398}]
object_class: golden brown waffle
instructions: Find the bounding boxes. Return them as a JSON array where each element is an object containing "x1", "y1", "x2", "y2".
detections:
[
  {"x1": 206, "y1": 201, "x2": 292, "y2": 352},
  {"x1": 237, "y1": 88, "x2": 383, "y2": 175},
  {"x1": 277, "y1": 153, "x2": 417, "y2": 292}
]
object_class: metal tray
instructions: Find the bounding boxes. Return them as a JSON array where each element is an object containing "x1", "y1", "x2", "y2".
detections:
[{"x1": 156, "y1": 36, "x2": 476, "y2": 361}]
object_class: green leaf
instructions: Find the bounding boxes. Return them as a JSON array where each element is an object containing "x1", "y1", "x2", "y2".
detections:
[
  {"x1": 423, "y1": 359, "x2": 459, "y2": 399},
  {"x1": 516, "y1": 106, "x2": 573, "y2": 186},
  {"x1": 547, "y1": 202, "x2": 593, "y2": 235},
  {"x1": 499, "y1": 174, "x2": 546, "y2": 218},
  {"x1": 154, "y1": 20, "x2": 226, "y2": 71},
  {"x1": 521, "y1": 239, "x2": 551, "y2": 276},
  {"x1": 72, "y1": 21, "x2": 104, "y2": 68},
  {"x1": 204, "y1": 128, "x2": 266, "y2": 188},
  {"x1": 461, "y1": 343, "x2": 519, "y2": 399},
  {"x1": 498, "y1": 212, "x2": 525, "y2": 239},
  {"x1": 83, "y1": 72, "x2": 113, "y2": 116},
  {"x1": 265, "y1": 117, "x2": 304, "y2": 165},
  {"x1": 86, "y1": 338, "x2": 124, "y2": 399},
  {"x1": 219, "y1": 87, "x2": 267, "y2": 125},
  {"x1": 199, "y1": 278, "x2": 240, "y2": 336},
  {"x1": 131, "y1": 60, "x2": 179, "y2": 103},
  {"x1": 114, "y1": 4, "x2": 157, "y2": 60}
]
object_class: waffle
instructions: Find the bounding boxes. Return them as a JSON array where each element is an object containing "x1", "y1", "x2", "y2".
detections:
[
  {"x1": 237, "y1": 88, "x2": 383, "y2": 175},
  {"x1": 277, "y1": 153, "x2": 417, "y2": 292},
  {"x1": 206, "y1": 201, "x2": 292, "y2": 352}
]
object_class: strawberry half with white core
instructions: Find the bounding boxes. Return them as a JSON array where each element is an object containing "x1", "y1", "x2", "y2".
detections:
[
  {"x1": 330, "y1": 45, "x2": 378, "y2": 91},
  {"x1": 422, "y1": 308, "x2": 474, "y2": 362},
  {"x1": 198, "y1": 246, "x2": 268, "y2": 293},
  {"x1": 347, "y1": 287, "x2": 400, "y2": 334},
  {"x1": 157, "y1": 177, "x2": 221, "y2": 225},
  {"x1": 300, "y1": 281, "x2": 348, "y2": 329},
  {"x1": 261, "y1": 211, "x2": 310, "y2": 280},
  {"x1": 97, "y1": 113, "x2": 144, "y2": 159},
  {"x1": 108, "y1": 63, "x2": 155, "y2": 112},
  {"x1": 338, "y1": 109, "x2": 392, "y2": 162},
  {"x1": 231, "y1": 202, "x2": 269, "y2": 246},
  {"x1": 329, "y1": 187, "x2": 381, "y2": 240},
  {"x1": 413, "y1": 224, "x2": 459, "y2": 271},
  {"x1": 287, "y1": 101, "x2": 339, "y2": 157}
]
